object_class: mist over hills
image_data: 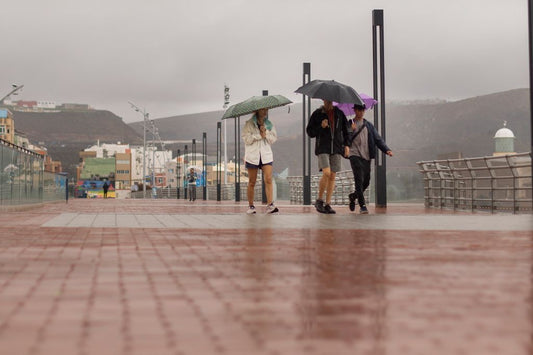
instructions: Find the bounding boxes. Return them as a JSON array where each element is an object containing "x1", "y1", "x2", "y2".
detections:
[
  {"x1": 129, "y1": 88, "x2": 531, "y2": 175},
  {"x1": 5, "y1": 89, "x2": 530, "y2": 179}
]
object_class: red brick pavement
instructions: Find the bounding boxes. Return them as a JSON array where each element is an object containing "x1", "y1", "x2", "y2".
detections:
[{"x1": 0, "y1": 199, "x2": 532, "y2": 355}]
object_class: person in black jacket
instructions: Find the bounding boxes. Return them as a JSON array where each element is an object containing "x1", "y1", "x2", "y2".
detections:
[
  {"x1": 102, "y1": 180, "x2": 109, "y2": 199},
  {"x1": 306, "y1": 100, "x2": 350, "y2": 214},
  {"x1": 348, "y1": 103, "x2": 393, "y2": 214},
  {"x1": 187, "y1": 167, "x2": 198, "y2": 201}
]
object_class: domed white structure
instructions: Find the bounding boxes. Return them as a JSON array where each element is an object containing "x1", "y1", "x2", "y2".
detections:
[{"x1": 493, "y1": 121, "x2": 515, "y2": 155}]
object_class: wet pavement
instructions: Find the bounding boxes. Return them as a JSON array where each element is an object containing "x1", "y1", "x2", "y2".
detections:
[{"x1": 0, "y1": 199, "x2": 532, "y2": 355}]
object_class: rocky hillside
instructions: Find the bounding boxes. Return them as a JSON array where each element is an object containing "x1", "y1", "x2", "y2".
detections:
[
  {"x1": 13, "y1": 110, "x2": 142, "y2": 144},
  {"x1": 5, "y1": 89, "x2": 530, "y2": 181},
  {"x1": 8, "y1": 110, "x2": 142, "y2": 176},
  {"x1": 130, "y1": 89, "x2": 531, "y2": 175}
]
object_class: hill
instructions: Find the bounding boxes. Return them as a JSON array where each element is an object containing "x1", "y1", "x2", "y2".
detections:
[
  {"x1": 8, "y1": 110, "x2": 142, "y2": 176},
  {"x1": 5, "y1": 89, "x2": 530, "y2": 183},
  {"x1": 129, "y1": 89, "x2": 531, "y2": 175}
]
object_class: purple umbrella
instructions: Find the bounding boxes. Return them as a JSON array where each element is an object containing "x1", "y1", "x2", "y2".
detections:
[{"x1": 334, "y1": 93, "x2": 378, "y2": 116}]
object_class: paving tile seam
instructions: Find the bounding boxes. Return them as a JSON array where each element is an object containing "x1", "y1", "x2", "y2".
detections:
[{"x1": 40, "y1": 213, "x2": 533, "y2": 231}]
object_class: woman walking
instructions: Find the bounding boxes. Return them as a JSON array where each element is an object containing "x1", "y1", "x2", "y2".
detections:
[{"x1": 242, "y1": 108, "x2": 278, "y2": 214}]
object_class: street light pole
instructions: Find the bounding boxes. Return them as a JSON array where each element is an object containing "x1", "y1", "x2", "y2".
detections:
[
  {"x1": 0, "y1": 84, "x2": 24, "y2": 104},
  {"x1": 129, "y1": 101, "x2": 149, "y2": 198}
]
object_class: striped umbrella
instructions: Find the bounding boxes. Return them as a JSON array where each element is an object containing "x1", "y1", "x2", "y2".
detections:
[{"x1": 222, "y1": 94, "x2": 292, "y2": 119}]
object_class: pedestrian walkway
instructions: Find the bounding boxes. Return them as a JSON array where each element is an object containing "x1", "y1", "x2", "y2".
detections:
[{"x1": 0, "y1": 199, "x2": 532, "y2": 355}]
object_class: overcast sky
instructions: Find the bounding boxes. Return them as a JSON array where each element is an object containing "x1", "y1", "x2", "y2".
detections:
[{"x1": 0, "y1": 0, "x2": 529, "y2": 123}]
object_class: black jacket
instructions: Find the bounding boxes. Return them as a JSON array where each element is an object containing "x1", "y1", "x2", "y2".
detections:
[
  {"x1": 349, "y1": 119, "x2": 391, "y2": 160},
  {"x1": 306, "y1": 106, "x2": 349, "y2": 156}
]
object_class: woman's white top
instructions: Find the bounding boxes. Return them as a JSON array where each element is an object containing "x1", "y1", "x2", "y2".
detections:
[{"x1": 242, "y1": 116, "x2": 277, "y2": 165}]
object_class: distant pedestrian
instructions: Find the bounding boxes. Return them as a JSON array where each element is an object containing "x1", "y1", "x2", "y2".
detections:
[
  {"x1": 187, "y1": 167, "x2": 197, "y2": 201},
  {"x1": 102, "y1": 180, "x2": 110, "y2": 199},
  {"x1": 306, "y1": 100, "x2": 350, "y2": 214},
  {"x1": 347, "y1": 103, "x2": 393, "y2": 214},
  {"x1": 242, "y1": 108, "x2": 279, "y2": 214}
]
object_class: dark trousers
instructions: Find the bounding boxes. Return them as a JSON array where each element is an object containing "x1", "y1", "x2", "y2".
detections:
[
  {"x1": 188, "y1": 184, "x2": 196, "y2": 201},
  {"x1": 349, "y1": 156, "x2": 371, "y2": 207}
]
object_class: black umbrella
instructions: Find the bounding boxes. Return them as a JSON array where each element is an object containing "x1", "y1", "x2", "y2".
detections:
[{"x1": 295, "y1": 79, "x2": 364, "y2": 105}]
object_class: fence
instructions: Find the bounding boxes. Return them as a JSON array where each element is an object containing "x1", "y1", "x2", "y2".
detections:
[
  {"x1": 130, "y1": 181, "x2": 266, "y2": 201},
  {"x1": 287, "y1": 170, "x2": 369, "y2": 205},
  {"x1": 0, "y1": 139, "x2": 67, "y2": 206},
  {"x1": 131, "y1": 170, "x2": 369, "y2": 205},
  {"x1": 417, "y1": 152, "x2": 532, "y2": 214}
]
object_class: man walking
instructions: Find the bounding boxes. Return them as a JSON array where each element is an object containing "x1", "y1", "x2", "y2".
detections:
[
  {"x1": 187, "y1": 167, "x2": 197, "y2": 201},
  {"x1": 348, "y1": 103, "x2": 393, "y2": 214},
  {"x1": 306, "y1": 100, "x2": 350, "y2": 214}
]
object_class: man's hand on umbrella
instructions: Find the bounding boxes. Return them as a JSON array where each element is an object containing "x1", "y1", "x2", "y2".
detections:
[{"x1": 321, "y1": 119, "x2": 329, "y2": 128}]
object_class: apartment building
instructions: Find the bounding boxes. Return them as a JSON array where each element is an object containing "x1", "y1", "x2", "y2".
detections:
[{"x1": 0, "y1": 109, "x2": 15, "y2": 143}]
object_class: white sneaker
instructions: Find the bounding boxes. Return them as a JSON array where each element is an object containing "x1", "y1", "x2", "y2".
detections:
[
  {"x1": 246, "y1": 206, "x2": 256, "y2": 214},
  {"x1": 265, "y1": 203, "x2": 279, "y2": 214}
]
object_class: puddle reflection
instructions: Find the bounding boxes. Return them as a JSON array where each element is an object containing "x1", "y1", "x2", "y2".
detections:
[{"x1": 297, "y1": 230, "x2": 387, "y2": 351}]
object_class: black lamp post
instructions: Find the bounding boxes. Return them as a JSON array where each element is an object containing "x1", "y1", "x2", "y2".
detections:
[
  {"x1": 261, "y1": 90, "x2": 268, "y2": 204},
  {"x1": 184, "y1": 144, "x2": 188, "y2": 200},
  {"x1": 372, "y1": 9, "x2": 387, "y2": 208},
  {"x1": 234, "y1": 115, "x2": 241, "y2": 202},
  {"x1": 217, "y1": 122, "x2": 222, "y2": 201},
  {"x1": 529, "y1": 0, "x2": 533, "y2": 208},
  {"x1": 176, "y1": 148, "x2": 181, "y2": 199},
  {"x1": 302, "y1": 63, "x2": 312, "y2": 205},
  {"x1": 202, "y1": 132, "x2": 207, "y2": 200}
]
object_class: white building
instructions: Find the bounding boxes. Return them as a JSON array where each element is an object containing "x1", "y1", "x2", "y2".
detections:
[
  {"x1": 493, "y1": 121, "x2": 515, "y2": 156},
  {"x1": 83, "y1": 141, "x2": 173, "y2": 186},
  {"x1": 36, "y1": 101, "x2": 57, "y2": 109},
  {"x1": 84, "y1": 141, "x2": 130, "y2": 158},
  {"x1": 130, "y1": 145, "x2": 173, "y2": 183}
]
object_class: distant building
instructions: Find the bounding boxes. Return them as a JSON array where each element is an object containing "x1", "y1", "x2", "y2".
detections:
[
  {"x1": 84, "y1": 141, "x2": 130, "y2": 158},
  {"x1": 165, "y1": 160, "x2": 178, "y2": 188},
  {"x1": 32, "y1": 146, "x2": 62, "y2": 173},
  {"x1": 36, "y1": 101, "x2": 57, "y2": 109},
  {"x1": 130, "y1": 145, "x2": 173, "y2": 185},
  {"x1": 15, "y1": 100, "x2": 37, "y2": 110},
  {"x1": 79, "y1": 142, "x2": 172, "y2": 189},
  {"x1": 14, "y1": 130, "x2": 30, "y2": 149},
  {"x1": 493, "y1": 121, "x2": 515, "y2": 156},
  {"x1": 0, "y1": 109, "x2": 15, "y2": 143},
  {"x1": 115, "y1": 152, "x2": 132, "y2": 190},
  {"x1": 79, "y1": 157, "x2": 115, "y2": 181}
]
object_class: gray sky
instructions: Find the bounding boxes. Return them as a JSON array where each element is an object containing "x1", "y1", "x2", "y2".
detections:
[{"x1": 1, "y1": 0, "x2": 529, "y2": 123}]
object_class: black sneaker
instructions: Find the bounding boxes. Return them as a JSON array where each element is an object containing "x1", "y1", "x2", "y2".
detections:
[
  {"x1": 324, "y1": 204, "x2": 336, "y2": 214},
  {"x1": 348, "y1": 192, "x2": 356, "y2": 212},
  {"x1": 315, "y1": 199, "x2": 327, "y2": 214},
  {"x1": 360, "y1": 205, "x2": 369, "y2": 214}
]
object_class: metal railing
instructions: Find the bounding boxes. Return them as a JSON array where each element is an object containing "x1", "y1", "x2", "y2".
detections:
[
  {"x1": 417, "y1": 152, "x2": 532, "y2": 214},
  {"x1": 0, "y1": 138, "x2": 67, "y2": 206},
  {"x1": 287, "y1": 170, "x2": 369, "y2": 205}
]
